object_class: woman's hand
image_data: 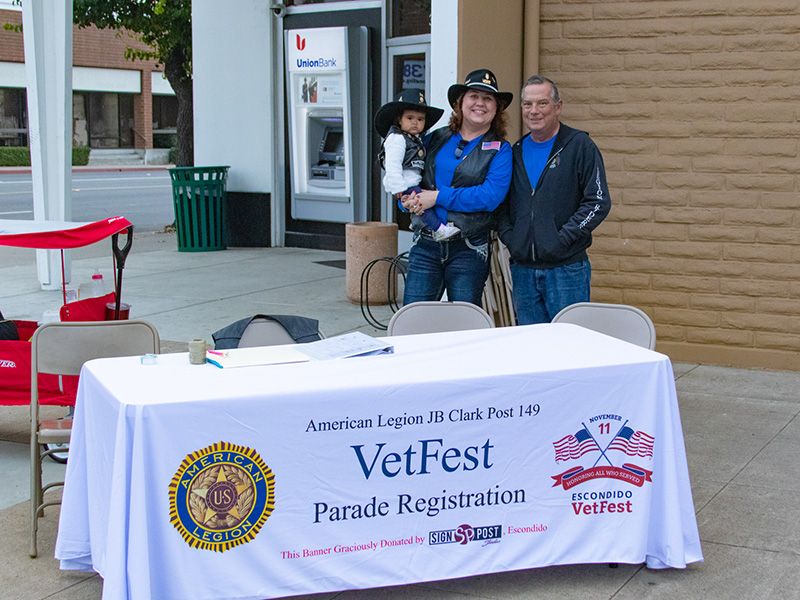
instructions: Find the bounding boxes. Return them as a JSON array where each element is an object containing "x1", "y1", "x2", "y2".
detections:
[
  {"x1": 416, "y1": 190, "x2": 438, "y2": 211},
  {"x1": 401, "y1": 190, "x2": 438, "y2": 214},
  {"x1": 400, "y1": 192, "x2": 417, "y2": 213}
]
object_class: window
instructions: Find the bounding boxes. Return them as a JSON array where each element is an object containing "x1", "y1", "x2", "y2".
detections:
[
  {"x1": 85, "y1": 92, "x2": 135, "y2": 148},
  {"x1": 152, "y1": 95, "x2": 178, "y2": 132},
  {"x1": 391, "y1": 0, "x2": 430, "y2": 37},
  {"x1": 0, "y1": 89, "x2": 136, "y2": 149},
  {"x1": 152, "y1": 95, "x2": 178, "y2": 148},
  {"x1": 392, "y1": 53, "x2": 426, "y2": 96},
  {"x1": 73, "y1": 93, "x2": 88, "y2": 147},
  {"x1": 0, "y1": 88, "x2": 27, "y2": 147}
]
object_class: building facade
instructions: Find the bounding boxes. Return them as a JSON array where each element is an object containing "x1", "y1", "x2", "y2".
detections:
[
  {"x1": 184, "y1": 0, "x2": 799, "y2": 371},
  {"x1": 0, "y1": 4, "x2": 176, "y2": 153},
  {"x1": 535, "y1": 0, "x2": 800, "y2": 371}
]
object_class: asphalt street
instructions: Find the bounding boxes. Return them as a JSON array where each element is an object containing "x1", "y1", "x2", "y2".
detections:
[{"x1": 0, "y1": 170, "x2": 174, "y2": 232}]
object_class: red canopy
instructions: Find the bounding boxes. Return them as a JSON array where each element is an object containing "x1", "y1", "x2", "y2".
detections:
[
  {"x1": 0, "y1": 216, "x2": 132, "y2": 249},
  {"x1": 0, "y1": 217, "x2": 134, "y2": 408}
]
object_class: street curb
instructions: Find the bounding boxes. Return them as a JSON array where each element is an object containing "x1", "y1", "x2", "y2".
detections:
[{"x1": 0, "y1": 165, "x2": 174, "y2": 175}]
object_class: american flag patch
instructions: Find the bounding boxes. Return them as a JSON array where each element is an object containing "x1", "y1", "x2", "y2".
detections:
[{"x1": 481, "y1": 141, "x2": 501, "y2": 151}]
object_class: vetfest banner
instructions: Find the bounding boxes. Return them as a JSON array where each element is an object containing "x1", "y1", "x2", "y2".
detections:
[{"x1": 157, "y1": 353, "x2": 700, "y2": 598}]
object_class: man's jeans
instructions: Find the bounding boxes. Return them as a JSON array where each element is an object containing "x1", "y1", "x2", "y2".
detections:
[
  {"x1": 510, "y1": 259, "x2": 591, "y2": 325},
  {"x1": 403, "y1": 233, "x2": 489, "y2": 306}
]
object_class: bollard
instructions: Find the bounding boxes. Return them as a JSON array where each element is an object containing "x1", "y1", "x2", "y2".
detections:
[{"x1": 345, "y1": 222, "x2": 398, "y2": 304}]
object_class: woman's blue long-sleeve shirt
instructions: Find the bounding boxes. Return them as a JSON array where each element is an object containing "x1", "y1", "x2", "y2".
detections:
[{"x1": 430, "y1": 133, "x2": 512, "y2": 212}]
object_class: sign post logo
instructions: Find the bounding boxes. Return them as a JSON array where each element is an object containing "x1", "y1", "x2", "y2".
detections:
[
  {"x1": 429, "y1": 523, "x2": 501, "y2": 546},
  {"x1": 295, "y1": 34, "x2": 306, "y2": 51},
  {"x1": 169, "y1": 441, "x2": 275, "y2": 552}
]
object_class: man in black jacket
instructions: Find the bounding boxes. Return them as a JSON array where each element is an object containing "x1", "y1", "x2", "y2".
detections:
[{"x1": 497, "y1": 75, "x2": 611, "y2": 325}]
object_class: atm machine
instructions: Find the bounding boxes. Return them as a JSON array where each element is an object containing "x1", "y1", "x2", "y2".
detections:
[
  {"x1": 285, "y1": 26, "x2": 369, "y2": 223},
  {"x1": 307, "y1": 114, "x2": 344, "y2": 184}
]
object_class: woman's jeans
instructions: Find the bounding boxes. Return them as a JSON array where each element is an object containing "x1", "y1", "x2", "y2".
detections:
[
  {"x1": 510, "y1": 258, "x2": 591, "y2": 325},
  {"x1": 403, "y1": 232, "x2": 490, "y2": 307}
]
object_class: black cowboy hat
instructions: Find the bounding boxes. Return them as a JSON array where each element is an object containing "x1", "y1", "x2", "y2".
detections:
[
  {"x1": 447, "y1": 68, "x2": 513, "y2": 111},
  {"x1": 374, "y1": 88, "x2": 445, "y2": 138}
]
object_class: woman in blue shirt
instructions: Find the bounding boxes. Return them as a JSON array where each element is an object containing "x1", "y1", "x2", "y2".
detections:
[{"x1": 401, "y1": 69, "x2": 513, "y2": 306}]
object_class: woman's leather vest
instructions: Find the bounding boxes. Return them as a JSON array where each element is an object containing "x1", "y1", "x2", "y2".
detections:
[{"x1": 419, "y1": 127, "x2": 500, "y2": 236}]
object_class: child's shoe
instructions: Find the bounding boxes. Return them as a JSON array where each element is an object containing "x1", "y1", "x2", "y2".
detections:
[{"x1": 432, "y1": 223, "x2": 461, "y2": 241}]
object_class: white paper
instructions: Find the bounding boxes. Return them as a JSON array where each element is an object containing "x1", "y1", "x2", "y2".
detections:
[{"x1": 299, "y1": 331, "x2": 394, "y2": 361}]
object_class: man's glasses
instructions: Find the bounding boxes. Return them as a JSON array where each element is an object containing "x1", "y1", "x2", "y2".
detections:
[{"x1": 454, "y1": 139, "x2": 468, "y2": 159}]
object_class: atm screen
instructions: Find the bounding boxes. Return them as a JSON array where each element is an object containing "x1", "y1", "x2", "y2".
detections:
[
  {"x1": 323, "y1": 130, "x2": 343, "y2": 154},
  {"x1": 319, "y1": 129, "x2": 344, "y2": 164}
]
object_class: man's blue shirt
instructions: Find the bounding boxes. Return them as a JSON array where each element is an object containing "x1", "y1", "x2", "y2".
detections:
[{"x1": 522, "y1": 134, "x2": 556, "y2": 191}]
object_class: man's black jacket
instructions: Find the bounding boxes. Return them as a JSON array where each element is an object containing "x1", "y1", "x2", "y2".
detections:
[{"x1": 497, "y1": 123, "x2": 611, "y2": 267}]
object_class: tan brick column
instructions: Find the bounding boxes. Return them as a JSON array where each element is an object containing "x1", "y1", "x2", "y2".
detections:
[{"x1": 457, "y1": 0, "x2": 524, "y2": 140}]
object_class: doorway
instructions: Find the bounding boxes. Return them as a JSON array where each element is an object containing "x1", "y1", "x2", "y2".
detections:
[
  {"x1": 73, "y1": 92, "x2": 134, "y2": 149},
  {"x1": 385, "y1": 43, "x2": 431, "y2": 248}
]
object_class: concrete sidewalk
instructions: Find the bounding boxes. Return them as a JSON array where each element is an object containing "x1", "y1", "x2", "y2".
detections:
[{"x1": 1, "y1": 231, "x2": 798, "y2": 600}]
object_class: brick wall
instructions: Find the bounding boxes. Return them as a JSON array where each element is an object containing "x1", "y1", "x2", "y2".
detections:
[
  {"x1": 1, "y1": 10, "x2": 161, "y2": 149},
  {"x1": 537, "y1": 0, "x2": 800, "y2": 370},
  {"x1": 0, "y1": 10, "x2": 160, "y2": 71},
  {"x1": 0, "y1": 10, "x2": 23, "y2": 61},
  {"x1": 73, "y1": 24, "x2": 160, "y2": 71}
]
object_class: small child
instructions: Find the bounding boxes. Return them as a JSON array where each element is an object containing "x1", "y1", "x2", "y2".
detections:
[{"x1": 374, "y1": 89, "x2": 460, "y2": 241}]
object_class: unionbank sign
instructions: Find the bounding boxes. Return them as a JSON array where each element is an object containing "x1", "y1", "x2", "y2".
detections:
[{"x1": 287, "y1": 27, "x2": 348, "y2": 73}]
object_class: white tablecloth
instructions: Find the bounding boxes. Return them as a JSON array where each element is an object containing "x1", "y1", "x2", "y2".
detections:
[{"x1": 55, "y1": 323, "x2": 702, "y2": 600}]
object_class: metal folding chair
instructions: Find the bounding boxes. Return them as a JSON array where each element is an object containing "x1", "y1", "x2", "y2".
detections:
[
  {"x1": 213, "y1": 315, "x2": 324, "y2": 349},
  {"x1": 239, "y1": 317, "x2": 324, "y2": 347},
  {"x1": 551, "y1": 302, "x2": 656, "y2": 350},
  {"x1": 30, "y1": 320, "x2": 160, "y2": 557},
  {"x1": 387, "y1": 301, "x2": 495, "y2": 336}
]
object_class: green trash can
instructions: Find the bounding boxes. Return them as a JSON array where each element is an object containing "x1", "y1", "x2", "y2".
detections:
[{"x1": 169, "y1": 166, "x2": 230, "y2": 252}]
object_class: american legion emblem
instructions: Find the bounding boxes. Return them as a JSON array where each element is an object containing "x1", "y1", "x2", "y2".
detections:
[{"x1": 169, "y1": 441, "x2": 275, "y2": 552}]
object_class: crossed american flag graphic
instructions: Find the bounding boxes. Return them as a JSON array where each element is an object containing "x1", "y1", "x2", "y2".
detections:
[{"x1": 554, "y1": 422, "x2": 654, "y2": 464}]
